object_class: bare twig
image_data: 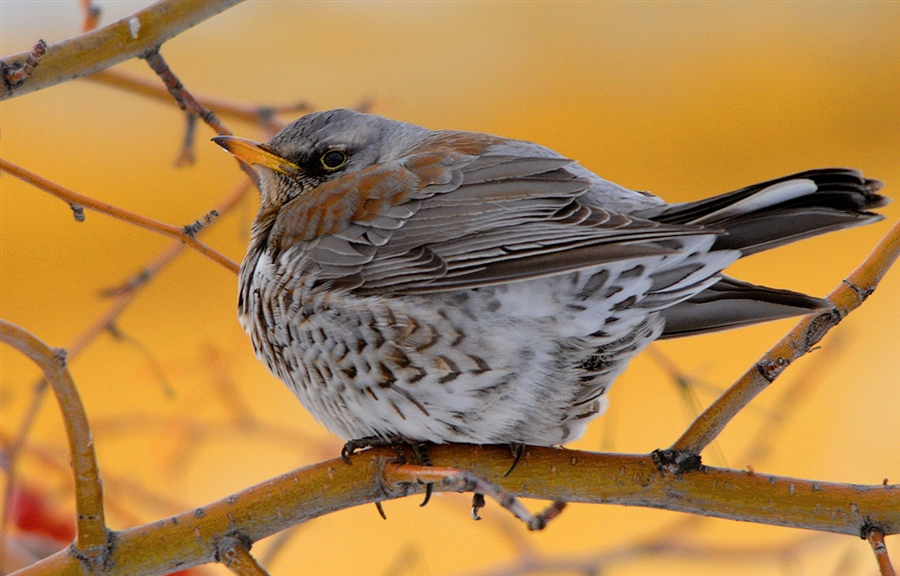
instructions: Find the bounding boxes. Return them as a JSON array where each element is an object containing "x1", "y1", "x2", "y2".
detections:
[
  {"x1": 142, "y1": 48, "x2": 266, "y2": 183},
  {"x1": 671, "y1": 219, "x2": 900, "y2": 459},
  {"x1": 866, "y1": 528, "x2": 897, "y2": 576},
  {"x1": 0, "y1": 179, "x2": 252, "y2": 545},
  {"x1": 0, "y1": 0, "x2": 245, "y2": 100},
  {"x1": 386, "y1": 463, "x2": 567, "y2": 531},
  {"x1": 143, "y1": 48, "x2": 230, "y2": 136},
  {"x1": 474, "y1": 337, "x2": 858, "y2": 576},
  {"x1": 184, "y1": 209, "x2": 220, "y2": 237},
  {"x1": 80, "y1": 0, "x2": 101, "y2": 32},
  {"x1": 0, "y1": 158, "x2": 239, "y2": 274},
  {"x1": 740, "y1": 334, "x2": 847, "y2": 465},
  {"x1": 220, "y1": 537, "x2": 270, "y2": 576},
  {"x1": 0, "y1": 321, "x2": 108, "y2": 557},
  {"x1": 85, "y1": 69, "x2": 311, "y2": 129},
  {"x1": 175, "y1": 112, "x2": 199, "y2": 166}
]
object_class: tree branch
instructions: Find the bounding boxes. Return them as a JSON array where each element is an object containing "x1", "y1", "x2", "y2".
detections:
[
  {"x1": 671, "y1": 218, "x2": 900, "y2": 458},
  {"x1": 867, "y1": 527, "x2": 897, "y2": 576},
  {"x1": 0, "y1": 158, "x2": 239, "y2": 274},
  {"x1": 0, "y1": 0, "x2": 245, "y2": 100},
  {"x1": 11, "y1": 445, "x2": 899, "y2": 576},
  {"x1": 0, "y1": 321, "x2": 108, "y2": 557},
  {"x1": 85, "y1": 69, "x2": 311, "y2": 130}
]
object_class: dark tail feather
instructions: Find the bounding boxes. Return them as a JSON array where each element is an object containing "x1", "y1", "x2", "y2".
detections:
[
  {"x1": 646, "y1": 168, "x2": 887, "y2": 338},
  {"x1": 645, "y1": 168, "x2": 889, "y2": 256},
  {"x1": 659, "y1": 276, "x2": 832, "y2": 339}
]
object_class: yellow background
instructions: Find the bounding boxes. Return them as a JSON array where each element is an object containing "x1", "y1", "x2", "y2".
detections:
[{"x1": 1, "y1": 2, "x2": 898, "y2": 575}]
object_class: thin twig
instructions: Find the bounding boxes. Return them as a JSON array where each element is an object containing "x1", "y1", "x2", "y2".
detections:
[
  {"x1": 0, "y1": 179, "x2": 252, "y2": 545},
  {"x1": 671, "y1": 219, "x2": 900, "y2": 459},
  {"x1": 0, "y1": 320, "x2": 108, "y2": 556},
  {"x1": 220, "y1": 537, "x2": 271, "y2": 576},
  {"x1": 143, "y1": 48, "x2": 230, "y2": 136},
  {"x1": 175, "y1": 112, "x2": 199, "y2": 166},
  {"x1": 142, "y1": 48, "x2": 266, "y2": 183},
  {"x1": 867, "y1": 528, "x2": 897, "y2": 576},
  {"x1": 0, "y1": 157, "x2": 239, "y2": 274},
  {"x1": 739, "y1": 333, "x2": 847, "y2": 465},
  {"x1": 386, "y1": 463, "x2": 567, "y2": 531},
  {"x1": 80, "y1": 0, "x2": 101, "y2": 32},
  {"x1": 85, "y1": 69, "x2": 310, "y2": 129}
]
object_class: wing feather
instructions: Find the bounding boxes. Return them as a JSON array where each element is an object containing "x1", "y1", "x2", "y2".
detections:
[{"x1": 270, "y1": 148, "x2": 713, "y2": 294}]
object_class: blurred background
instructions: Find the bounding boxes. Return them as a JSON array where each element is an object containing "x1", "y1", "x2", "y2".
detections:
[{"x1": 1, "y1": 2, "x2": 898, "y2": 574}]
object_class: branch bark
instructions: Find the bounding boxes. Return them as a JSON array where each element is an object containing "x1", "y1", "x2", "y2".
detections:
[
  {"x1": 10, "y1": 445, "x2": 899, "y2": 576},
  {"x1": 0, "y1": 321, "x2": 108, "y2": 558},
  {"x1": 1, "y1": 0, "x2": 245, "y2": 100}
]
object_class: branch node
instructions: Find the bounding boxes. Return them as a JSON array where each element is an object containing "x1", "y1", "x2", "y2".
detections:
[
  {"x1": 53, "y1": 347, "x2": 68, "y2": 369},
  {"x1": 755, "y1": 357, "x2": 789, "y2": 383},
  {"x1": 184, "y1": 210, "x2": 220, "y2": 237},
  {"x1": 651, "y1": 448, "x2": 704, "y2": 475},
  {"x1": 864, "y1": 525, "x2": 896, "y2": 576},
  {"x1": 99, "y1": 269, "x2": 152, "y2": 298},
  {"x1": 842, "y1": 278, "x2": 874, "y2": 302},
  {"x1": 69, "y1": 528, "x2": 117, "y2": 571},
  {"x1": 256, "y1": 106, "x2": 277, "y2": 124},
  {"x1": 2, "y1": 39, "x2": 48, "y2": 90},
  {"x1": 471, "y1": 492, "x2": 486, "y2": 520},
  {"x1": 215, "y1": 532, "x2": 254, "y2": 563},
  {"x1": 861, "y1": 519, "x2": 884, "y2": 540},
  {"x1": 70, "y1": 202, "x2": 86, "y2": 222},
  {"x1": 527, "y1": 501, "x2": 568, "y2": 531},
  {"x1": 143, "y1": 48, "x2": 231, "y2": 136},
  {"x1": 802, "y1": 308, "x2": 842, "y2": 351}
]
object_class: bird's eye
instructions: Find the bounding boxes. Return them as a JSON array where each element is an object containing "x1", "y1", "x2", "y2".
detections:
[{"x1": 320, "y1": 149, "x2": 348, "y2": 170}]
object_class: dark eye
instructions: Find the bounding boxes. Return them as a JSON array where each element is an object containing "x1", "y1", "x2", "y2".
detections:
[{"x1": 320, "y1": 149, "x2": 348, "y2": 170}]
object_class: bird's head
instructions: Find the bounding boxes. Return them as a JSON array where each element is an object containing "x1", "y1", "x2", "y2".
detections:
[{"x1": 213, "y1": 109, "x2": 428, "y2": 209}]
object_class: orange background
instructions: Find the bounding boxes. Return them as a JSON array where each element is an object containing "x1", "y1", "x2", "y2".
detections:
[{"x1": 1, "y1": 2, "x2": 898, "y2": 575}]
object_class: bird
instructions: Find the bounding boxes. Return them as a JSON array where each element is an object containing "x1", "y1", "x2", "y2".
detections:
[{"x1": 213, "y1": 109, "x2": 887, "y2": 451}]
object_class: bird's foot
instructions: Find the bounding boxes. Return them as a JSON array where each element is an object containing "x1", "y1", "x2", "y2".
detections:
[
  {"x1": 341, "y1": 435, "x2": 406, "y2": 463},
  {"x1": 341, "y1": 436, "x2": 435, "y2": 507},
  {"x1": 504, "y1": 443, "x2": 526, "y2": 477}
]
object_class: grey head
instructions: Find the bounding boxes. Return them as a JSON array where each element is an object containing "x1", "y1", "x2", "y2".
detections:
[
  {"x1": 212, "y1": 109, "x2": 432, "y2": 210},
  {"x1": 269, "y1": 109, "x2": 429, "y2": 176}
]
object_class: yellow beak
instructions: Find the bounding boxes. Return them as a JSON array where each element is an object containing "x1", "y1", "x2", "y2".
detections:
[{"x1": 212, "y1": 136, "x2": 301, "y2": 176}]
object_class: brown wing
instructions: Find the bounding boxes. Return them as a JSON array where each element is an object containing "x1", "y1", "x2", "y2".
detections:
[{"x1": 268, "y1": 146, "x2": 713, "y2": 295}]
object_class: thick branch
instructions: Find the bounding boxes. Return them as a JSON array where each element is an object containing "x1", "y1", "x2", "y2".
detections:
[
  {"x1": 0, "y1": 321, "x2": 107, "y2": 556},
  {"x1": 0, "y1": 0, "x2": 244, "y2": 100},
  {"x1": 672, "y1": 218, "x2": 900, "y2": 457},
  {"x1": 12, "y1": 445, "x2": 898, "y2": 576}
]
